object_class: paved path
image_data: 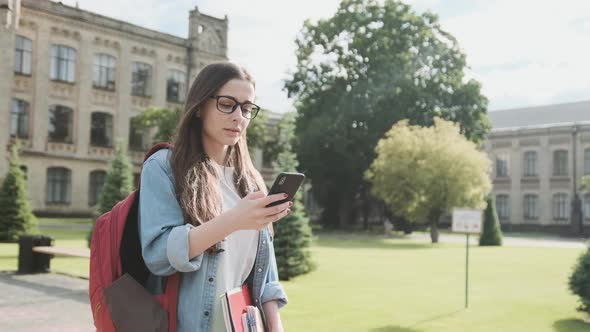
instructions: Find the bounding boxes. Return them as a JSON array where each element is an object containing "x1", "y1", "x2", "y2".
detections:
[
  {"x1": 0, "y1": 272, "x2": 93, "y2": 332},
  {"x1": 405, "y1": 232, "x2": 587, "y2": 249}
]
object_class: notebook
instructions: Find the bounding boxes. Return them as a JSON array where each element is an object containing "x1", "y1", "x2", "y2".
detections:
[{"x1": 221, "y1": 284, "x2": 252, "y2": 332}]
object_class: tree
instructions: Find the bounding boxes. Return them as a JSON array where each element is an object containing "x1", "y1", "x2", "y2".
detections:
[
  {"x1": 271, "y1": 113, "x2": 315, "y2": 280},
  {"x1": 88, "y1": 141, "x2": 134, "y2": 245},
  {"x1": 132, "y1": 106, "x2": 269, "y2": 152},
  {"x1": 245, "y1": 108, "x2": 269, "y2": 151},
  {"x1": 479, "y1": 196, "x2": 503, "y2": 246},
  {"x1": 581, "y1": 175, "x2": 590, "y2": 191},
  {"x1": 285, "y1": 0, "x2": 490, "y2": 228},
  {"x1": 132, "y1": 107, "x2": 182, "y2": 144},
  {"x1": 0, "y1": 144, "x2": 37, "y2": 242},
  {"x1": 569, "y1": 244, "x2": 590, "y2": 314},
  {"x1": 365, "y1": 118, "x2": 491, "y2": 243}
]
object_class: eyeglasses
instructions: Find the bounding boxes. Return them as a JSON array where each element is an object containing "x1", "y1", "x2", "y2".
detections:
[{"x1": 209, "y1": 95, "x2": 260, "y2": 119}]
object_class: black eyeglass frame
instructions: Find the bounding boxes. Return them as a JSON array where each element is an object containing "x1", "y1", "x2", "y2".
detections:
[{"x1": 209, "y1": 95, "x2": 261, "y2": 119}]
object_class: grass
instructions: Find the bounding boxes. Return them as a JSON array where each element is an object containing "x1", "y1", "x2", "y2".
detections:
[
  {"x1": 0, "y1": 220, "x2": 90, "y2": 278},
  {"x1": 0, "y1": 222, "x2": 588, "y2": 331},
  {"x1": 280, "y1": 232, "x2": 589, "y2": 332}
]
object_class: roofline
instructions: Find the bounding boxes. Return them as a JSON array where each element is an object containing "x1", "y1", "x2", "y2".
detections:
[{"x1": 489, "y1": 99, "x2": 590, "y2": 113}]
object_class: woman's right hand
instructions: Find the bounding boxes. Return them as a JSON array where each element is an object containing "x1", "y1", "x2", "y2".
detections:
[{"x1": 226, "y1": 191, "x2": 292, "y2": 231}]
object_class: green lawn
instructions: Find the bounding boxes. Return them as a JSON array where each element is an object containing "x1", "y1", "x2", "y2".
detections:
[
  {"x1": 0, "y1": 223, "x2": 588, "y2": 331},
  {"x1": 0, "y1": 221, "x2": 90, "y2": 278},
  {"x1": 281, "y1": 233, "x2": 589, "y2": 332}
]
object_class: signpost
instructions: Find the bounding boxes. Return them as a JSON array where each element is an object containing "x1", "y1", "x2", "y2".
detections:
[{"x1": 451, "y1": 208, "x2": 482, "y2": 309}]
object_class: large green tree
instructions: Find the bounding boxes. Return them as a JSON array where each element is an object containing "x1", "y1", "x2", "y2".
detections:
[
  {"x1": 0, "y1": 145, "x2": 38, "y2": 242},
  {"x1": 271, "y1": 113, "x2": 314, "y2": 280},
  {"x1": 365, "y1": 118, "x2": 491, "y2": 243},
  {"x1": 285, "y1": 0, "x2": 490, "y2": 228}
]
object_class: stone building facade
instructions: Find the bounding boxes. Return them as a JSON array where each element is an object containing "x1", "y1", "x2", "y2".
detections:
[
  {"x1": 0, "y1": 0, "x2": 237, "y2": 216},
  {"x1": 486, "y1": 100, "x2": 590, "y2": 235}
]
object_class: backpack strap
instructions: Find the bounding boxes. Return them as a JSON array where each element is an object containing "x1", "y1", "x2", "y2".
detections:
[{"x1": 143, "y1": 142, "x2": 174, "y2": 163}]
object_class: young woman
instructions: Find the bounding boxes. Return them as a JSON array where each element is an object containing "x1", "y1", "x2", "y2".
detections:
[{"x1": 138, "y1": 62, "x2": 289, "y2": 331}]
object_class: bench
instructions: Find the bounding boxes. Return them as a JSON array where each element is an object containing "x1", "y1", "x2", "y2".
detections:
[
  {"x1": 32, "y1": 246, "x2": 90, "y2": 258},
  {"x1": 18, "y1": 235, "x2": 89, "y2": 274}
]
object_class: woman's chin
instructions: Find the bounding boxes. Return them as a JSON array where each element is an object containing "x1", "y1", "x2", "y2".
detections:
[{"x1": 220, "y1": 137, "x2": 240, "y2": 146}]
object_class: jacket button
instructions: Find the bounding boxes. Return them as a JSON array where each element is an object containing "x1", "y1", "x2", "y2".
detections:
[
  {"x1": 257, "y1": 268, "x2": 262, "y2": 273},
  {"x1": 204, "y1": 311, "x2": 210, "y2": 316},
  {"x1": 263, "y1": 240, "x2": 266, "y2": 244},
  {"x1": 209, "y1": 277, "x2": 214, "y2": 282}
]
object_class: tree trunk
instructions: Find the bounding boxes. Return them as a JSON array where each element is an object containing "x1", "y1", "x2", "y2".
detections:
[
  {"x1": 338, "y1": 196, "x2": 353, "y2": 229},
  {"x1": 361, "y1": 188, "x2": 370, "y2": 231},
  {"x1": 429, "y1": 210, "x2": 441, "y2": 243}
]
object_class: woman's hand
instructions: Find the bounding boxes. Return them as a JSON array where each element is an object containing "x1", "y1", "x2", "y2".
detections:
[{"x1": 225, "y1": 191, "x2": 292, "y2": 231}]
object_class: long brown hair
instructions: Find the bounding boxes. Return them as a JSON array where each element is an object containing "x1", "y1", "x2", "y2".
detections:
[{"x1": 170, "y1": 62, "x2": 267, "y2": 226}]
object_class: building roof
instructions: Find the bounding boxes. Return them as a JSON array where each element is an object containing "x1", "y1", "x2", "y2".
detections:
[{"x1": 488, "y1": 100, "x2": 590, "y2": 130}]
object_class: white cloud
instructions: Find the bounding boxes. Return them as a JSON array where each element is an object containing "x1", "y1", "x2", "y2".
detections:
[{"x1": 440, "y1": 0, "x2": 590, "y2": 109}]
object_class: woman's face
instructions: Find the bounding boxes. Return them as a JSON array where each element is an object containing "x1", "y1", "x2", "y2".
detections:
[{"x1": 199, "y1": 78, "x2": 255, "y2": 149}]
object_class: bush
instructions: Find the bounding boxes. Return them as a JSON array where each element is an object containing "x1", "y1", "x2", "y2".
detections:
[
  {"x1": 0, "y1": 145, "x2": 37, "y2": 241},
  {"x1": 569, "y1": 245, "x2": 590, "y2": 314},
  {"x1": 479, "y1": 196, "x2": 503, "y2": 246}
]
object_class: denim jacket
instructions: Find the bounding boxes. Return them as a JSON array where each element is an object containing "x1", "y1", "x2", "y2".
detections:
[{"x1": 138, "y1": 149, "x2": 288, "y2": 332}]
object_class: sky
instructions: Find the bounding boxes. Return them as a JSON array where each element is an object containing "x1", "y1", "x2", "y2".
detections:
[{"x1": 57, "y1": 0, "x2": 590, "y2": 113}]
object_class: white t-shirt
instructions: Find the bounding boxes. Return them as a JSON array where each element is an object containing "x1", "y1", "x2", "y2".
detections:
[{"x1": 211, "y1": 164, "x2": 259, "y2": 331}]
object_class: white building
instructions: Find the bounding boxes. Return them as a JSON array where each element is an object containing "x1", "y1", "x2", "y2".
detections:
[{"x1": 486, "y1": 100, "x2": 590, "y2": 235}]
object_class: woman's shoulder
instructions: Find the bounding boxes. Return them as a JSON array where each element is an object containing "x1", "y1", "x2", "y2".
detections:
[{"x1": 143, "y1": 148, "x2": 173, "y2": 174}]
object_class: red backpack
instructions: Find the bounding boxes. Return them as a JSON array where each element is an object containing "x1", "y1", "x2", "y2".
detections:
[{"x1": 89, "y1": 143, "x2": 180, "y2": 332}]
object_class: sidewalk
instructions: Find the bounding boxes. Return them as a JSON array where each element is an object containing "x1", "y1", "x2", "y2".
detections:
[
  {"x1": 405, "y1": 232, "x2": 587, "y2": 249},
  {"x1": 0, "y1": 272, "x2": 93, "y2": 332}
]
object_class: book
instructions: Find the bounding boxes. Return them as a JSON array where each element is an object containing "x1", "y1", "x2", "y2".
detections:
[
  {"x1": 221, "y1": 284, "x2": 252, "y2": 332},
  {"x1": 242, "y1": 305, "x2": 265, "y2": 332}
]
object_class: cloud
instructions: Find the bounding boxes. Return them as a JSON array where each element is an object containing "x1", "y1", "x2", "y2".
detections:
[{"x1": 439, "y1": 0, "x2": 590, "y2": 109}]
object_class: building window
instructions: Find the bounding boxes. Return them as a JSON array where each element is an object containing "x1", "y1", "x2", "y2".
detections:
[
  {"x1": 584, "y1": 193, "x2": 590, "y2": 221},
  {"x1": 496, "y1": 153, "x2": 509, "y2": 177},
  {"x1": 50, "y1": 45, "x2": 76, "y2": 83},
  {"x1": 93, "y1": 53, "x2": 116, "y2": 90},
  {"x1": 46, "y1": 167, "x2": 71, "y2": 204},
  {"x1": 131, "y1": 62, "x2": 152, "y2": 97},
  {"x1": 88, "y1": 170, "x2": 107, "y2": 206},
  {"x1": 48, "y1": 105, "x2": 73, "y2": 143},
  {"x1": 553, "y1": 150, "x2": 568, "y2": 176},
  {"x1": 11, "y1": 99, "x2": 29, "y2": 138},
  {"x1": 496, "y1": 194, "x2": 510, "y2": 220},
  {"x1": 14, "y1": 35, "x2": 32, "y2": 75},
  {"x1": 523, "y1": 151, "x2": 537, "y2": 177},
  {"x1": 91, "y1": 112, "x2": 113, "y2": 147},
  {"x1": 129, "y1": 117, "x2": 147, "y2": 151},
  {"x1": 584, "y1": 148, "x2": 590, "y2": 176},
  {"x1": 552, "y1": 193, "x2": 569, "y2": 221},
  {"x1": 167, "y1": 69, "x2": 186, "y2": 103},
  {"x1": 523, "y1": 194, "x2": 538, "y2": 219}
]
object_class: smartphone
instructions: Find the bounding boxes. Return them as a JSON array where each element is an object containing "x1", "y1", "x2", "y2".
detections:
[{"x1": 266, "y1": 172, "x2": 305, "y2": 207}]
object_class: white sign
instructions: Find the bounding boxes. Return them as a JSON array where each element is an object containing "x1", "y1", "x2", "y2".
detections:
[{"x1": 452, "y1": 208, "x2": 482, "y2": 234}]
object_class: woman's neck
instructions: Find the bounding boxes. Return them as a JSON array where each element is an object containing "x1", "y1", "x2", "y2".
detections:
[{"x1": 202, "y1": 139, "x2": 228, "y2": 166}]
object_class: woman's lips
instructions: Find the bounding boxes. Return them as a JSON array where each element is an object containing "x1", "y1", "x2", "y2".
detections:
[{"x1": 223, "y1": 128, "x2": 241, "y2": 136}]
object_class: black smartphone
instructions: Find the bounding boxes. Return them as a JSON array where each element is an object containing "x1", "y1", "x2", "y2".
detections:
[{"x1": 266, "y1": 172, "x2": 305, "y2": 207}]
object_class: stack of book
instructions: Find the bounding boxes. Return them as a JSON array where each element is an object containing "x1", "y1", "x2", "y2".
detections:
[{"x1": 221, "y1": 284, "x2": 264, "y2": 332}]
